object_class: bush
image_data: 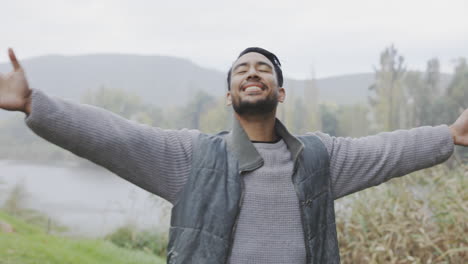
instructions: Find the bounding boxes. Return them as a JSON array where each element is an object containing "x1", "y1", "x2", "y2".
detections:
[{"x1": 106, "y1": 225, "x2": 168, "y2": 258}]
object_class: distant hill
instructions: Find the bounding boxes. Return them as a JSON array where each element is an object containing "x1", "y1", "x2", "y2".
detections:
[
  {"x1": 0, "y1": 54, "x2": 227, "y2": 106},
  {"x1": 0, "y1": 54, "x2": 451, "y2": 107}
]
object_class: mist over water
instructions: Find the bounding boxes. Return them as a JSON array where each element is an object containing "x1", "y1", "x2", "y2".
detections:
[{"x1": 0, "y1": 160, "x2": 167, "y2": 237}]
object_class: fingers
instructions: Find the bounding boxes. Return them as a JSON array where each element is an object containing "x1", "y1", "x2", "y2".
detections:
[{"x1": 8, "y1": 48, "x2": 21, "y2": 71}]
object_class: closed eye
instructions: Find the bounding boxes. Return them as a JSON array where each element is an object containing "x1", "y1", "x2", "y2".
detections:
[{"x1": 257, "y1": 64, "x2": 272, "y2": 73}]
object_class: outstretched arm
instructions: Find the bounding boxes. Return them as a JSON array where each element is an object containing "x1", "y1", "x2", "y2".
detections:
[
  {"x1": 26, "y1": 90, "x2": 199, "y2": 203},
  {"x1": 314, "y1": 124, "x2": 455, "y2": 200},
  {"x1": 0, "y1": 49, "x2": 198, "y2": 203}
]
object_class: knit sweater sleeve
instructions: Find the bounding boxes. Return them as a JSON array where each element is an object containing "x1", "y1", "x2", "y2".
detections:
[
  {"x1": 25, "y1": 89, "x2": 199, "y2": 204},
  {"x1": 311, "y1": 126, "x2": 454, "y2": 200}
]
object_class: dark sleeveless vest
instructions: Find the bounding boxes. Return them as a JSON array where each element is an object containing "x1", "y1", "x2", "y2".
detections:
[{"x1": 168, "y1": 120, "x2": 340, "y2": 264}]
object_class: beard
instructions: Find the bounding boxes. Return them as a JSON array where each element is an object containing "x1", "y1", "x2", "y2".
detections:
[{"x1": 232, "y1": 94, "x2": 278, "y2": 116}]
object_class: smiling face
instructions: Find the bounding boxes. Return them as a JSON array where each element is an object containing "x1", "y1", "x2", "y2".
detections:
[{"x1": 227, "y1": 52, "x2": 285, "y2": 116}]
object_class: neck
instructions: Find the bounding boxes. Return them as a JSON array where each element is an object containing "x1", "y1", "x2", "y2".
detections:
[{"x1": 234, "y1": 111, "x2": 278, "y2": 142}]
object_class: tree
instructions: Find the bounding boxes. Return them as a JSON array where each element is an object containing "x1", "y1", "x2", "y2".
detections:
[
  {"x1": 443, "y1": 58, "x2": 468, "y2": 162},
  {"x1": 281, "y1": 85, "x2": 296, "y2": 130},
  {"x1": 181, "y1": 90, "x2": 214, "y2": 129},
  {"x1": 404, "y1": 58, "x2": 441, "y2": 127},
  {"x1": 369, "y1": 45, "x2": 407, "y2": 131},
  {"x1": 320, "y1": 103, "x2": 339, "y2": 136},
  {"x1": 81, "y1": 86, "x2": 164, "y2": 126},
  {"x1": 303, "y1": 78, "x2": 321, "y2": 132},
  {"x1": 82, "y1": 86, "x2": 142, "y2": 118},
  {"x1": 336, "y1": 104, "x2": 369, "y2": 137},
  {"x1": 446, "y1": 58, "x2": 468, "y2": 111},
  {"x1": 199, "y1": 97, "x2": 232, "y2": 133},
  {"x1": 292, "y1": 97, "x2": 307, "y2": 134}
]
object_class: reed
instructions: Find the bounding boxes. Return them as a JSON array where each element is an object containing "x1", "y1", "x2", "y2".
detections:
[{"x1": 336, "y1": 164, "x2": 467, "y2": 263}]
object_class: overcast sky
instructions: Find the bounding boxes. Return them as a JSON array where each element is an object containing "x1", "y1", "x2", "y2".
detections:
[{"x1": 0, "y1": 0, "x2": 467, "y2": 79}]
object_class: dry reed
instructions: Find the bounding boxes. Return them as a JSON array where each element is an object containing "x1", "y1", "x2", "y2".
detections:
[{"x1": 336, "y1": 164, "x2": 467, "y2": 264}]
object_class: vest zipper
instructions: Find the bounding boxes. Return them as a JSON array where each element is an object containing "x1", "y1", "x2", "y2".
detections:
[
  {"x1": 225, "y1": 170, "x2": 246, "y2": 263},
  {"x1": 292, "y1": 160, "x2": 311, "y2": 263}
]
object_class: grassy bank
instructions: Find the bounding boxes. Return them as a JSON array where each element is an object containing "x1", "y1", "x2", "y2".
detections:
[{"x1": 0, "y1": 211, "x2": 165, "y2": 264}]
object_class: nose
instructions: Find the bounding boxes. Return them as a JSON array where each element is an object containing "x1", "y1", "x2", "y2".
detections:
[{"x1": 246, "y1": 67, "x2": 260, "y2": 80}]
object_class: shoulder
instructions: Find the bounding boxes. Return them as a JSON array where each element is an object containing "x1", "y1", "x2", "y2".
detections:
[
  {"x1": 299, "y1": 132, "x2": 334, "y2": 156},
  {"x1": 192, "y1": 130, "x2": 229, "y2": 147}
]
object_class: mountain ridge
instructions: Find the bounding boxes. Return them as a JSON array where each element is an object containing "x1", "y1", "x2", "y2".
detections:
[{"x1": 0, "y1": 54, "x2": 449, "y2": 107}]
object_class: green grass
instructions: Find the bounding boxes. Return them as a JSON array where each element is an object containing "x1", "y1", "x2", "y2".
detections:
[{"x1": 0, "y1": 211, "x2": 166, "y2": 264}]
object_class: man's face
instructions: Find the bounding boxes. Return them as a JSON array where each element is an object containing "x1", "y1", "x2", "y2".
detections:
[{"x1": 227, "y1": 52, "x2": 285, "y2": 116}]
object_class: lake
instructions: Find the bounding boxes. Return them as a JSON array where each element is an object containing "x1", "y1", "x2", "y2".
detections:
[{"x1": 0, "y1": 160, "x2": 169, "y2": 237}]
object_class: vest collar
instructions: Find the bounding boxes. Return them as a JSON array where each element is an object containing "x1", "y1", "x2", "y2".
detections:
[{"x1": 226, "y1": 117, "x2": 304, "y2": 172}]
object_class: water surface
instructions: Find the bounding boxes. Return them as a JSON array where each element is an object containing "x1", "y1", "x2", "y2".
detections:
[{"x1": 0, "y1": 160, "x2": 168, "y2": 237}]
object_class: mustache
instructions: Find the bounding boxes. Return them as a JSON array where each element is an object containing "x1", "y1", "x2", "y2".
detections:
[{"x1": 240, "y1": 82, "x2": 267, "y2": 90}]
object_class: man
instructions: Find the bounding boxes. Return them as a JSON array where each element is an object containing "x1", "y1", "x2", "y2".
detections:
[{"x1": 0, "y1": 47, "x2": 467, "y2": 264}]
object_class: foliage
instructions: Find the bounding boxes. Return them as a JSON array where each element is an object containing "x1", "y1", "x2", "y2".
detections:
[
  {"x1": 0, "y1": 210, "x2": 165, "y2": 264},
  {"x1": 291, "y1": 97, "x2": 308, "y2": 133},
  {"x1": 280, "y1": 80, "x2": 321, "y2": 134},
  {"x1": 184, "y1": 90, "x2": 215, "y2": 129},
  {"x1": 106, "y1": 225, "x2": 168, "y2": 258},
  {"x1": 320, "y1": 103, "x2": 340, "y2": 136},
  {"x1": 319, "y1": 103, "x2": 369, "y2": 137},
  {"x1": 435, "y1": 58, "x2": 468, "y2": 162},
  {"x1": 81, "y1": 86, "x2": 165, "y2": 126},
  {"x1": 164, "y1": 89, "x2": 218, "y2": 130},
  {"x1": 199, "y1": 97, "x2": 233, "y2": 133},
  {"x1": 369, "y1": 45, "x2": 407, "y2": 131},
  {"x1": 402, "y1": 59, "x2": 442, "y2": 127},
  {"x1": 82, "y1": 86, "x2": 142, "y2": 119},
  {"x1": 336, "y1": 104, "x2": 369, "y2": 137},
  {"x1": 366, "y1": 46, "x2": 467, "y2": 162},
  {"x1": 336, "y1": 165, "x2": 467, "y2": 263},
  {"x1": 303, "y1": 79, "x2": 322, "y2": 132},
  {"x1": 446, "y1": 58, "x2": 468, "y2": 111}
]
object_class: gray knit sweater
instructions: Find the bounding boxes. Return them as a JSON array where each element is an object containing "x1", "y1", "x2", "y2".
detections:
[{"x1": 25, "y1": 90, "x2": 454, "y2": 263}]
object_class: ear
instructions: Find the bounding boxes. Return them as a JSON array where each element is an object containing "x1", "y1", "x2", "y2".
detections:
[
  {"x1": 278, "y1": 87, "x2": 286, "y2": 103},
  {"x1": 226, "y1": 91, "x2": 232, "y2": 106}
]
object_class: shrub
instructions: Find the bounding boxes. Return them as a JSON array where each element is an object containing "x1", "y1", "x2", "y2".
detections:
[{"x1": 106, "y1": 225, "x2": 168, "y2": 258}]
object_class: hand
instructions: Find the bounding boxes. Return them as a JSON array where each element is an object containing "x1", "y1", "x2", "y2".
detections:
[
  {"x1": 0, "y1": 48, "x2": 32, "y2": 114},
  {"x1": 450, "y1": 109, "x2": 468, "y2": 146}
]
